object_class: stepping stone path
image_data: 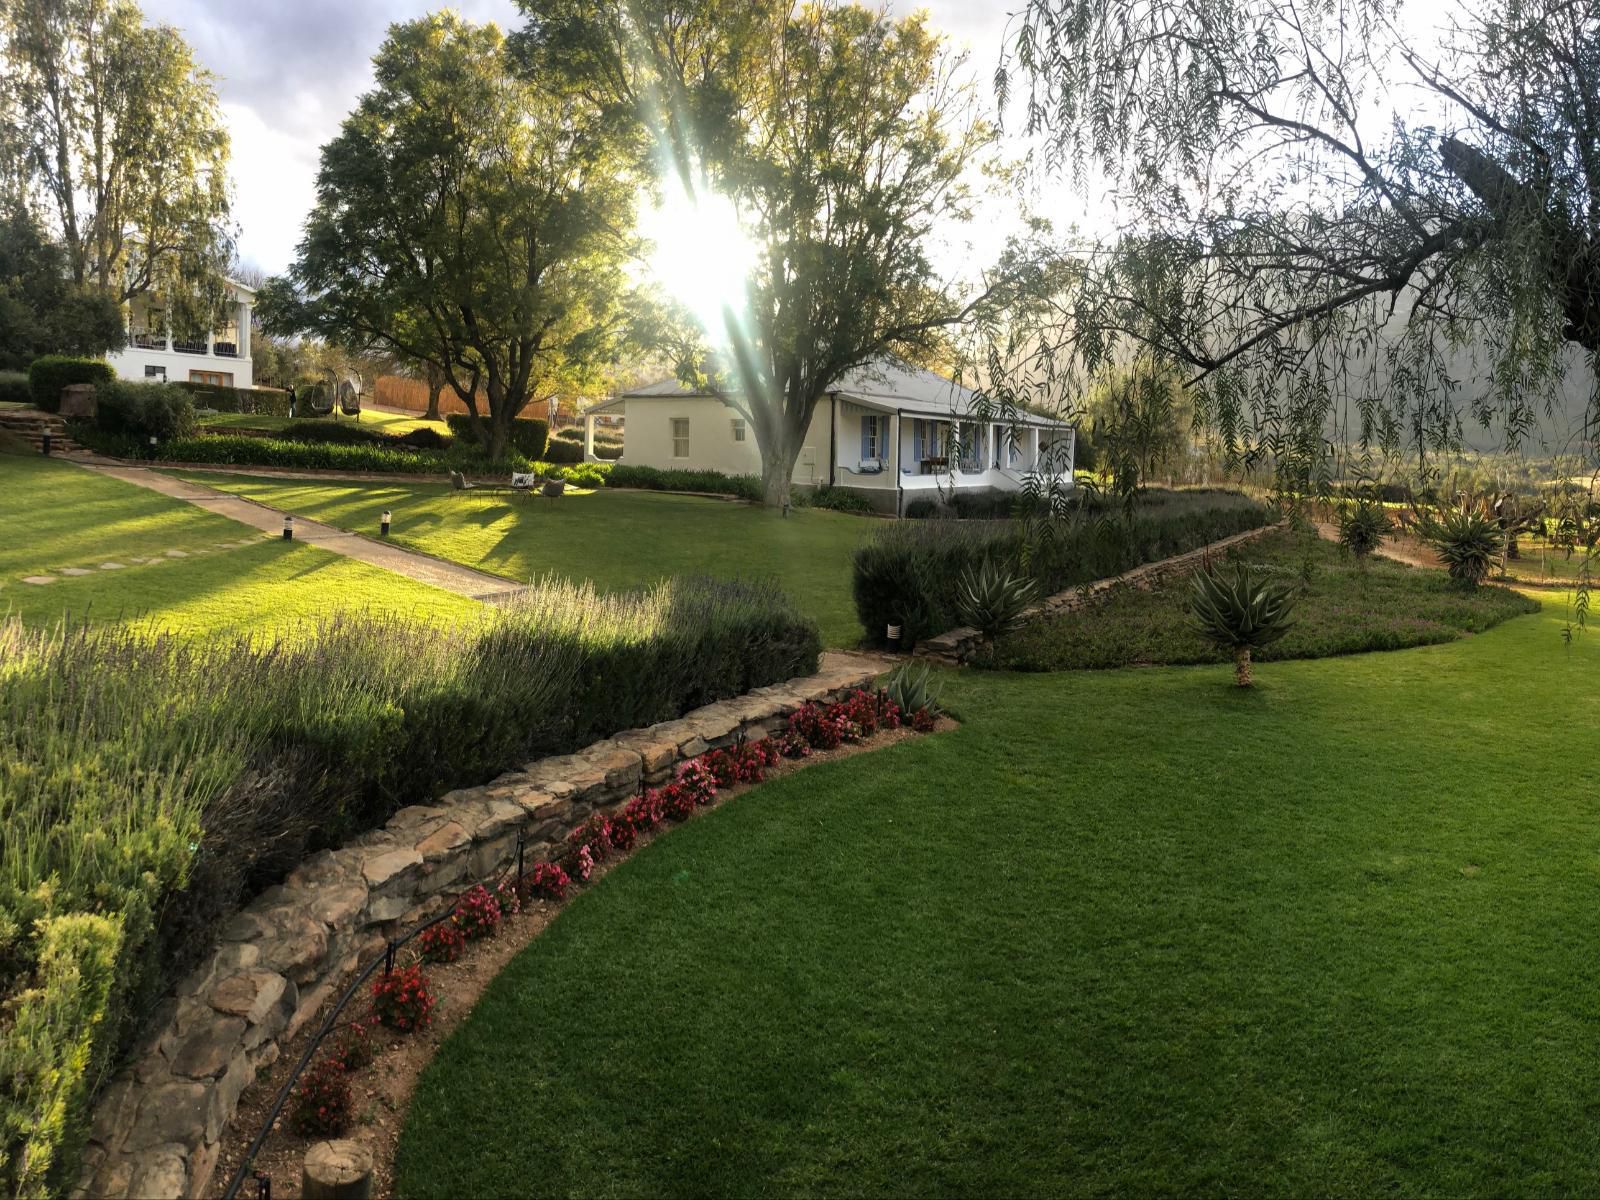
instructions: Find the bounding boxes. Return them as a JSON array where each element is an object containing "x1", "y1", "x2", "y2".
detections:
[
  {"x1": 164, "y1": 549, "x2": 189, "y2": 558},
  {"x1": 99, "y1": 562, "x2": 125, "y2": 570},
  {"x1": 22, "y1": 575, "x2": 56, "y2": 585},
  {"x1": 58, "y1": 566, "x2": 91, "y2": 576}
]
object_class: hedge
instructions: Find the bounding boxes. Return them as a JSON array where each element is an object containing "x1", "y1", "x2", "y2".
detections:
[
  {"x1": 445, "y1": 412, "x2": 549, "y2": 459},
  {"x1": 174, "y1": 380, "x2": 291, "y2": 416},
  {"x1": 0, "y1": 577, "x2": 819, "y2": 1194},
  {"x1": 852, "y1": 489, "x2": 1274, "y2": 646},
  {"x1": 28, "y1": 355, "x2": 113, "y2": 412},
  {"x1": 94, "y1": 380, "x2": 199, "y2": 441},
  {"x1": 0, "y1": 370, "x2": 31, "y2": 405},
  {"x1": 607, "y1": 463, "x2": 765, "y2": 501}
]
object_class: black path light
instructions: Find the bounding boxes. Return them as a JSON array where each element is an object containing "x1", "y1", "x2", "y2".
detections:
[
  {"x1": 40, "y1": 430, "x2": 51, "y2": 455},
  {"x1": 282, "y1": 515, "x2": 294, "y2": 541},
  {"x1": 380, "y1": 508, "x2": 392, "y2": 536}
]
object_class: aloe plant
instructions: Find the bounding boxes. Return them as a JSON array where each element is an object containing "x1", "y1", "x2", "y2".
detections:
[
  {"x1": 882, "y1": 661, "x2": 942, "y2": 717},
  {"x1": 954, "y1": 558, "x2": 1039, "y2": 640},
  {"x1": 1188, "y1": 562, "x2": 1298, "y2": 687},
  {"x1": 1420, "y1": 501, "x2": 1500, "y2": 586},
  {"x1": 1337, "y1": 500, "x2": 1391, "y2": 563}
]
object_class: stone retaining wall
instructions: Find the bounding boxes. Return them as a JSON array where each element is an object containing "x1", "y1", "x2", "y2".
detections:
[
  {"x1": 915, "y1": 520, "x2": 1286, "y2": 665},
  {"x1": 74, "y1": 653, "x2": 881, "y2": 1200}
]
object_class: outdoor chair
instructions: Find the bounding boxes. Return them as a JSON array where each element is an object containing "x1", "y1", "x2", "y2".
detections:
[
  {"x1": 541, "y1": 478, "x2": 566, "y2": 505},
  {"x1": 511, "y1": 471, "x2": 540, "y2": 499},
  {"x1": 449, "y1": 470, "x2": 477, "y2": 495}
]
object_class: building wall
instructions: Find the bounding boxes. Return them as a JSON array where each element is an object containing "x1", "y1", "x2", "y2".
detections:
[{"x1": 620, "y1": 395, "x2": 843, "y2": 484}]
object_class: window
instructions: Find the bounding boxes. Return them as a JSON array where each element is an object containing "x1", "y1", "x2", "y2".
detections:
[
  {"x1": 189, "y1": 370, "x2": 232, "y2": 386},
  {"x1": 731, "y1": 418, "x2": 746, "y2": 442},
  {"x1": 143, "y1": 366, "x2": 167, "y2": 380},
  {"x1": 671, "y1": 417, "x2": 690, "y2": 458},
  {"x1": 860, "y1": 414, "x2": 882, "y2": 461}
]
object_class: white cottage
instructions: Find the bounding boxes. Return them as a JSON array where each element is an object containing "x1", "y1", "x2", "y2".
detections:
[
  {"x1": 582, "y1": 356, "x2": 1075, "y2": 514},
  {"x1": 108, "y1": 278, "x2": 257, "y2": 388}
]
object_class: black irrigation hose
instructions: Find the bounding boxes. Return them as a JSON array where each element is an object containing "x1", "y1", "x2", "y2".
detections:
[{"x1": 220, "y1": 831, "x2": 531, "y2": 1200}]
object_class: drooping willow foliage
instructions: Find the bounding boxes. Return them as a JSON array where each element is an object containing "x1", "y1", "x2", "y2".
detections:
[{"x1": 989, "y1": 0, "x2": 1600, "y2": 496}]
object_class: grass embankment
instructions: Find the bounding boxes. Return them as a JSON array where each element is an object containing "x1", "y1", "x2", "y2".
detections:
[
  {"x1": 0, "y1": 454, "x2": 478, "y2": 635},
  {"x1": 172, "y1": 473, "x2": 876, "y2": 646},
  {"x1": 994, "y1": 528, "x2": 1539, "y2": 671},
  {"x1": 397, "y1": 594, "x2": 1593, "y2": 1198}
]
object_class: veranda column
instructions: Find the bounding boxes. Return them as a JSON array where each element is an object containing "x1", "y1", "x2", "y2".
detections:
[
  {"x1": 238, "y1": 301, "x2": 251, "y2": 360},
  {"x1": 584, "y1": 412, "x2": 596, "y2": 460}
]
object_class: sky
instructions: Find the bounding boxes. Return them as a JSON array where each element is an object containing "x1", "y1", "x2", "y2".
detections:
[{"x1": 140, "y1": 0, "x2": 1027, "y2": 281}]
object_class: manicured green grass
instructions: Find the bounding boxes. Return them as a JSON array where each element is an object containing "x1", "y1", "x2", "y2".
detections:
[
  {"x1": 397, "y1": 596, "x2": 1598, "y2": 1197},
  {"x1": 1, "y1": 454, "x2": 477, "y2": 635},
  {"x1": 1494, "y1": 536, "x2": 1593, "y2": 586},
  {"x1": 195, "y1": 408, "x2": 448, "y2": 435},
  {"x1": 993, "y1": 528, "x2": 1540, "y2": 671},
  {"x1": 170, "y1": 473, "x2": 877, "y2": 645}
]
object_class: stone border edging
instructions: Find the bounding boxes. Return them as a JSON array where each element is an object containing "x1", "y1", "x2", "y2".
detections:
[
  {"x1": 73, "y1": 652, "x2": 883, "y2": 1200},
  {"x1": 915, "y1": 520, "x2": 1288, "y2": 665}
]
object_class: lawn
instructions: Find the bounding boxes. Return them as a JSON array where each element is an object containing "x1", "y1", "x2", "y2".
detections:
[
  {"x1": 395, "y1": 595, "x2": 1600, "y2": 1198},
  {"x1": 1, "y1": 453, "x2": 478, "y2": 635},
  {"x1": 993, "y1": 527, "x2": 1540, "y2": 671},
  {"x1": 195, "y1": 408, "x2": 448, "y2": 436},
  {"x1": 169, "y1": 472, "x2": 877, "y2": 645}
]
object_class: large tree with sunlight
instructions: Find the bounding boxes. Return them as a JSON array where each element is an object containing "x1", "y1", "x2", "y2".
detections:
[
  {"x1": 271, "y1": 13, "x2": 634, "y2": 461},
  {"x1": 1000, "y1": 0, "x2": 1600, "y2": 489},
  {"x1": 1, "y1": 0, "x2": 233, "y2": 323},
  {"x1": 518, "y1": 0, "x2": 1000, "y2": 506}
]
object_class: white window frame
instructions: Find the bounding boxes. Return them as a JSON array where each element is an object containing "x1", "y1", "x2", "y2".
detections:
[
  {"x1": 730, "y1": 417, "x2": 746, "y2": 442},
  {"x1": 863, "y1": 414, "x2": 882, "y2": 460},
  {"x1": 671, "y1": 417, "x2": 690, "y2": 458}
]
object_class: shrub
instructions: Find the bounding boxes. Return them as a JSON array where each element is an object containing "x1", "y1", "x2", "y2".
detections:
[
  {"x1": 522, "y1": 861, "x2": 572, "y2": 902},
  {"x1": 801, "y1": 484, "x2": 876, "y2": 514},
  {"x1": 416, "y1": 920, "x2": 467, "y2": 963},
  {"x1": 445, "y1": 413, "x2": 549, "y2": 459},
  {"x1": 28, "y1": 354, "x2": 112, "y2": 412},
  {"x1": 954, "y1": 558, "x2": 1040, "y2": 639},
  {"x1": 607, "y1": 463, "x2": 764, "y2": 501},
  {"x1": 397, "y1": 426, "x2": 450, "y2": 450},
  {"x1": 1422, "y1": 502, "x2": 1501, "y2": 587},
  {"x1": 853, "y1": 490, "x2": 1272, "y2": 647},
  {"x1": 290, "y1": 1057, "x2": 354, "y2": 1137},
  {"x1": 903, "y1": 497, "x2": 941, "y2": 519},
  {"x1": 372, "y1": 964, "x2": 436, "y2": 1032},
  {"x1": 94, "y1": 380, "x2": 199, "y2": 441},
  {"x1": 142, "y1": 433, "x2": 463, "y2": 473},
  {"x1": 332, "y1": 1017, "x2": 380, "y2": 1070},
  {"x1": 0, "y1": 370, "x2": 31, "y2": 404},
  {"x1": 542, "y1": 437, "x2": 584, "y2": 463},
  {"x1": 1338, "y1": 501, "x2": 1392, "y2": 562},
  {"x1": 453, "y1": 884, "x2": 503, "y2": 940},
  {"x1": 674, "y1": 758, "x2": 719, "y2": 806},
  {"x1": 1189, "y1": 562, "x2": 1299, "y2": 687}
]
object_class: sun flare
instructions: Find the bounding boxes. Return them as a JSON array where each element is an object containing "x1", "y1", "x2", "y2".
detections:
[{"x1": 639, "y1": 177, "x2": 758, "y2": 344}]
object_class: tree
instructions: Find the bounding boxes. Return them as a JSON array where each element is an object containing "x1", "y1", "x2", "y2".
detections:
[
  {"x1": 273, "y1": 14, "x2": 634, "y2": 461},
  {"x1": 0, "y1": 206, "x2": 124, "y2": 369},
  {"x1": 1000, "y1": 0, "x2": 1600, "y2": 489},
  {"x1": 518, "y1": 0, "x2": 1001, "y2": 506},
  {"x1": 1, "y1": 0, "x2": 233, "y2": 326}
]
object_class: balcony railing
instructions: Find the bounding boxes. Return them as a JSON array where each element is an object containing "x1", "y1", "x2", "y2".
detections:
[
  {"x1": 213, "y1": 342, "x2": 238, "y2": 358},
  {"x1": 171, "y1": 338, "x2": 208, "y2": 355},
  {"x1": 130, "y1": 332, "x2": 165, "y2": 350}
]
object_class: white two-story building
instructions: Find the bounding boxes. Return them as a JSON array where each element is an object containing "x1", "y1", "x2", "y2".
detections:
[
  {"x1": 581, "y1": 356, "x2": 1075, "y2": 514},
  {"x1": 108, "y1": 278, "x2": 257, "y2": 388}
]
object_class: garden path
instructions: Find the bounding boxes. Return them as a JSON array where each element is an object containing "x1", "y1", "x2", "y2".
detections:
[{"x1": 73, "y1": 462, "x2": 526, "y2": 601}]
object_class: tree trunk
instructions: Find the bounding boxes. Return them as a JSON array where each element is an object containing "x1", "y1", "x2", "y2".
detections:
[
  {"x1": 761, "y1": 444, "x2": 799, "y2": 508},
  {"x1": 487, "y1": 415, "x2": 510, "y2": 463},
  {"x1": 1234, "y1": 646, "x2": 1253, "y2": 688},
  {"x1": 424, "y1": 372, "x2": 443, "y2": 421}
]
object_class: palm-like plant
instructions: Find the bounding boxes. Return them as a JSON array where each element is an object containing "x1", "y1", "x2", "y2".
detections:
[
  {"x1": 1420, "y1": 501, "x2": 1500, "y2": 586},
  {"x1": 954, "y1": 558, "x2": 1039, "y2": 640},
  {"x1": 883, "y1": 661, "x2": 942, "y2": 716},
  {"x1": 1189, "y1": 563, "x2": 1298, "y2": 687}
]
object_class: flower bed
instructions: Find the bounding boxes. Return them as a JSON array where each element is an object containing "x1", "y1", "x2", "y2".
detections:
[{"x1": 250, "y1": 686, "x2": 942, "y2": 1177}]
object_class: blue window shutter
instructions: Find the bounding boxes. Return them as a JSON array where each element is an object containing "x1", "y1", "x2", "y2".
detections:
[{"x1": 861, "y1": 416, "x2": 872, "y2": 460}]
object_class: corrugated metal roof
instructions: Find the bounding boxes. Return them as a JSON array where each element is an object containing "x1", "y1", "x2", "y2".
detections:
[{"x1": 618, "y1": 355, "x2": 1072, "y2": 426}]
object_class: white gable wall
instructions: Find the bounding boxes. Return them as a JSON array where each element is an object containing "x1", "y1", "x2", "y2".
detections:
[{"x1": 620, "y1": 395, "x2": 835, "y2": 484}]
